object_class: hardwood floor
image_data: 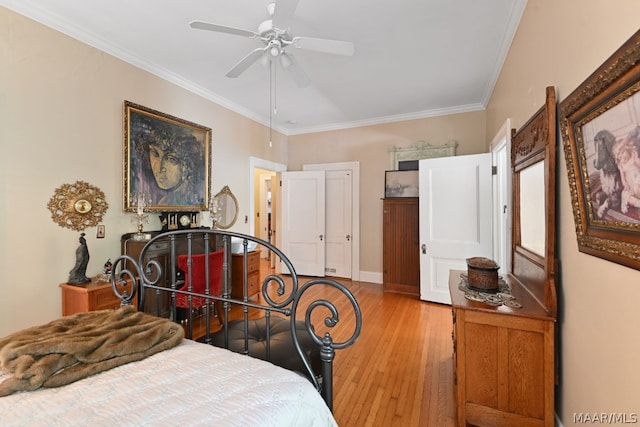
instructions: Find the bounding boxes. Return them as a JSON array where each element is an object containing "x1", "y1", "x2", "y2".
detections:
[
  {"x1": 186, "y1": 259, "x2": 457, "y2": 426},
  {"x1": 330, "y1": 279, "x2": 456, "y2": 427},
  {"x1": 256, "y1": 259, "x2": 457, "y2": 426}
]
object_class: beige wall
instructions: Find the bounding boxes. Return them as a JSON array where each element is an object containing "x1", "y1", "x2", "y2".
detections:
[
  {"x1": 288, "y1": 111, "x2": 487, "y2": 274},
  {"x1": 486, "y1": 0, "x2": 640, "y2": 423},
  {"x1": 0, "y1": 7, "x2": 287, "y2": 336},
  {"x1": 3, "y1": 2, "x2": 640, "y2": 423}
]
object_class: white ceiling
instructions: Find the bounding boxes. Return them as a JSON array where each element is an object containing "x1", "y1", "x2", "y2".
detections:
[{"x1": 1, "y1": 0, "x2": 527, "y2": 135}]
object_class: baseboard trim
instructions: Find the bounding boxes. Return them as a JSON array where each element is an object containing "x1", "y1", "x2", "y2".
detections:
[{"x1": 358, "y1": 271, "x2": 382, "y2": 284}]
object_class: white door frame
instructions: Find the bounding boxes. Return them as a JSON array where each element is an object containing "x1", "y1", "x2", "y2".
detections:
[
  {"x1": 490, "y1": 119, "x2": 512, "y2": 275},
  {"x1": 303, "y1": 161, "x2": 360, "y2": 281},
  {"x1": 258, "y1": 173, "x2": 275, "y2": 258},
  {"x1": 249, "y1": 156, "x2": 287, "y2": 240}
]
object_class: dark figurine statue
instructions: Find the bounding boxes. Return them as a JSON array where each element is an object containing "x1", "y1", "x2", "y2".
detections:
[
  {"x1": 103, "y1": 258, "x2": 113, "y2": 275},
  {"x1": 68, "y1": 233, "x2": 91, "y2": 284}
]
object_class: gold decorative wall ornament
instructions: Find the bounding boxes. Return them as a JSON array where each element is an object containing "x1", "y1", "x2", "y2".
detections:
[{"x1": 47, "y1": 181, "x2": 108, "y2": 231}]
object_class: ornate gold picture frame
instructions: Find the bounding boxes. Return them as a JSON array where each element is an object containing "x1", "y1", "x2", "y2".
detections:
[
  {"x1": 123, "y1": 101, "x2": 211, "y2": 212},
  {"x1": 560, "y1": 30, "x2": 640, "y2": 270}
]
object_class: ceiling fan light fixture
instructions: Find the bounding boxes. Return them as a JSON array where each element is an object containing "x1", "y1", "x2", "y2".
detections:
[{"x1": 190, "y1": 0, "x2": 354, "y2": 86}]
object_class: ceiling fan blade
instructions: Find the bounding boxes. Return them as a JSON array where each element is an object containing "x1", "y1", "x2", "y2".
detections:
[
  {"x1": 225, "y1": 47, "x2": 267, "y2": 78},
  {"x1": 281, "y1": 52, "x2": 310, "y2": 88},
  {"x1": 292, "y1": 37, "x2": 355, "y2": 56},
  {"x1": 271, "y1": 0, "x2": 300, "y2": 30},
  {"x1": 189, "y1": 20, "x2": 257, "y2": 38}
]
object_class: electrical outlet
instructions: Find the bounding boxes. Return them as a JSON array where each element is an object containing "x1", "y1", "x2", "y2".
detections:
[{"x1": 97, "y1": 225, "x2": 105, "y2": 238}]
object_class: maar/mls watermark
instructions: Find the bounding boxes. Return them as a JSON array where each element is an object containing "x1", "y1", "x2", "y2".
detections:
[{"x1": 574, "y1": 413, "x2": 638, "y2": 424}]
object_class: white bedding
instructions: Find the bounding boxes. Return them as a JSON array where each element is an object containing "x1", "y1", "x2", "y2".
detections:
[{"x1": 0, "y1": 339, "x2": 337, "y2": 427}]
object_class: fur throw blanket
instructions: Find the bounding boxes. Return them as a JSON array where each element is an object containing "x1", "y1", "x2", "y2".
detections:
[{"x1": 0, "y1": 306, "x2": 184, "y2": 396}]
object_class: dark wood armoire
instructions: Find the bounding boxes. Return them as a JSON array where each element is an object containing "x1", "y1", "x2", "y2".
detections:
[{"x1": 382, "y1": 197, "x2": 420, "y2": 295}]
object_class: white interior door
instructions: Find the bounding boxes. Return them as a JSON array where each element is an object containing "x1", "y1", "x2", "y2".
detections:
[
  {"x1": 419, "y1": 153, "x2": 493, "y2": 304},
  {"x1": 276, "y1": 171, "x2": 326, "y2": 276},
  {"x1": 303, "y1": 161, "x2": 360, "y2": 281},
  {"x1": 324, "y1": 170, "x2": 352, "y2": 278}
]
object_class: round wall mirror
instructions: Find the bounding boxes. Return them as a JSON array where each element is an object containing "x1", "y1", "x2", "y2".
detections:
[{"x1": 211, "y1": 185, "x2": 238, "y2": 229}]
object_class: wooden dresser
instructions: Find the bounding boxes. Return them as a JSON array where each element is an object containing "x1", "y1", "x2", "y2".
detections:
[
  {"x1": 449, "y1": 87, "x2": 557, "y2": 427},
  {"x1": 59, "y1": 280, "x2": 135, "y2": 316},
  {"x1": 382, "y1": 197, "x2": 419, "y2": 295},
  {"x1": 449, "y1": 271, "x2": 555, "y2": 426},
  {"x1": 231, "y1": 250, "x2": 260, "y2": 298}
]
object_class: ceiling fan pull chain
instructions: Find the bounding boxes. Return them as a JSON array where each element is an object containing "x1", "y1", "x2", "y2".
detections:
[
  {"x1": 269, "y1": 59, "x2": 274, "y2": 148},
  {"x1": 273, "y1": 61, "x2": 277, "y2": 116}
]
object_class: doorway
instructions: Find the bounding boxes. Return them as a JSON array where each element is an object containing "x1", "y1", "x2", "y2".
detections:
[
  {"x1": 257, "y1": 171, "x2": 276, "y2": 259},
  {"x1": 248, "y1": 157, "x2": 286, "y2": 255},
  {"x1": 249, "y1": 158, "x2": 360, "y2": 280}
]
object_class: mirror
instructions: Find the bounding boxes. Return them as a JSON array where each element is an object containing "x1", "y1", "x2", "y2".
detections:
[
  {"x1": 210, "y1": 185, "x2": 238, "y2": 229},
  {"x1": 511, "y1": 86, "x2": 557, "y2": 315},
  {"x1": 519, "y1": 161, "x2": 545, "y2": 256}
]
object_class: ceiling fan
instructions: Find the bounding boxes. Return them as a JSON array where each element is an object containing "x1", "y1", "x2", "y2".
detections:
[{"x1": 189, "y1": 0, "x2": 355, "y2": 87}]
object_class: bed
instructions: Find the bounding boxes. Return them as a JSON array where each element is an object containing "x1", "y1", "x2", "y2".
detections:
[{"x1": 0, "y1": 229, "x2": 362, "y2": 426}]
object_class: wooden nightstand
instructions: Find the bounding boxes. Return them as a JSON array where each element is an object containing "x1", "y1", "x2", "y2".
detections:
[
  {"x1": 59, "y1": 280, "x2": 135, "y2": 316},
  {"x1": 230, "y1": 251, "x2": 260, "y2": 298}
]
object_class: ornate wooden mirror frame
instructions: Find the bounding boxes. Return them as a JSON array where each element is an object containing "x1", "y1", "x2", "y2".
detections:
[
  {"x1": 211, "y1": 185, "x2": 239, "y2": 229},
  {"x1": 511, "y1": 86, "x2": 557, "y2": 316},
  {"x1": 388, "y1": 140, "x2": 458, "y2": 170}
]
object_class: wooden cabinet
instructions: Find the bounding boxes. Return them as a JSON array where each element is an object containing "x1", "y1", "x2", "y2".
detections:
[
  {"x1": 122, "y1": 233, "x2": 171, "y2": 316},
  {"x1": 231, "y1": 251, "x2": 260, "y2": 298},
  {"x1": 60, "y1": 281, "x2": 135, "y2": 316},
  {"x1": 449, "y1": 270, "x2": 555, "y2": 426},
  {"x1": 382, "y1": 198, "x2": 419, "y2": 295}
]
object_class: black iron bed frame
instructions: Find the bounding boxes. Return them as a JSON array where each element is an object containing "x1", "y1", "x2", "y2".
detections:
[{"x1": 109, "y1": 229, "x2": 362, "y2": 411}]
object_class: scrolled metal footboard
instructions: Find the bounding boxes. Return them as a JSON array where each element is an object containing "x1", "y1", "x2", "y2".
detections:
[
  {"x1": 110, "y1": 229, "x2": 362, "y2": 411},
  {"x1": 291, "y1": 277, "x2": 362, "y2": 410}
]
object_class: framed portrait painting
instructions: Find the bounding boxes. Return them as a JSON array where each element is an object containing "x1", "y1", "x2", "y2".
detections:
[
  {"x1": 560, "y1": 30, "x2": 640, "y2": 270},
  {"x1": 123, "y1": 101, "x2": 211, "y2": 212}
]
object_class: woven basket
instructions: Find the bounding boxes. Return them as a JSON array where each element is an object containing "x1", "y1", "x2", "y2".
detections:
[{"x1": 466, "y1": 257, "x2": 499, "y2": 292}]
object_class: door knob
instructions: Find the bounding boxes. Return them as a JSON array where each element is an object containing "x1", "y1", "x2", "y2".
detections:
[
  {"x1": 421, "y1": 244, "x2": 427, "y2": 254},
  {"x1": 319, "y1": 234, "x2": 324, "y2": 241},
  {"x1": 346, "y1": 235, "x2": 351, "y2": 241}
]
